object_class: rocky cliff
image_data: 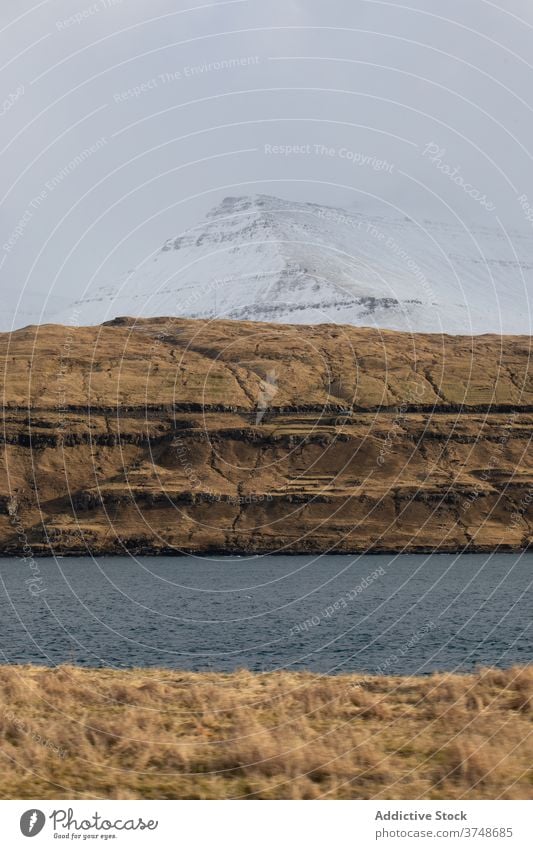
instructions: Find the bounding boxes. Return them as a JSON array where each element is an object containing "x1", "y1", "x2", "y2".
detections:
[{"x1": 1, "y1": 317, "x2": 532, "y2": 555}]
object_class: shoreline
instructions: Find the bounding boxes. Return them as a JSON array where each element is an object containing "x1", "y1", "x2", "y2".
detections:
[{"x1": 1, "y1": 544, "x2": 531, "y2": 558}]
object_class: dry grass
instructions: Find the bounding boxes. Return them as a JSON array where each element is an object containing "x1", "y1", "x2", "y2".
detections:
[{"x1": 0, "y1": 665, "x2": 532, "y2": 799}]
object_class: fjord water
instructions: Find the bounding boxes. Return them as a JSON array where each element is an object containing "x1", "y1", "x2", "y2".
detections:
[{"x1": 0, "y1": 553, "x2": 531, "y2": 673}]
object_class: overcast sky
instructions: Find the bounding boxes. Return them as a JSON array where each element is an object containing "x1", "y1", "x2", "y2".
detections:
[{"x1": 1, "y1": 0, "x2": 533, "y2": 327}]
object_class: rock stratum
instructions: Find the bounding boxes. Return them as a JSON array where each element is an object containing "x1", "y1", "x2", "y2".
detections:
[{"x1": 0, "y1": 317, "x2": 532, "y2": 555}]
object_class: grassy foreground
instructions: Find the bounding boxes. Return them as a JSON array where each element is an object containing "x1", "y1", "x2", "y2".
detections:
[{"x1": 0, "y1": 665, "x2": 532, "y2": 799}]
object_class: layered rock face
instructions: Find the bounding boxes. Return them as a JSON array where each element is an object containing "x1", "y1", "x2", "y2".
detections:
[{"x1": 0, "y1": 317, "x2": 532, "y2": 555}]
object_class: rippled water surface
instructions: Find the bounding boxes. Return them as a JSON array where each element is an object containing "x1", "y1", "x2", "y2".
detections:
[{"x1": 0, "y1": 552, "x2": 532, "y2": 673}]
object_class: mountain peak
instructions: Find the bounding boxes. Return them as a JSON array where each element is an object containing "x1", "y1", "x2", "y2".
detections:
[
  {"x1": 206, "y1": 193, "x2": 294, "y2": 218},
  {"x1": 46, "y1": 195, "x2": 532, "y2": 335}
]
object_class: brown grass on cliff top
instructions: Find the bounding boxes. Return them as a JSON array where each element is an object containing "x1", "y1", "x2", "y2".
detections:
[{"x1": 0, "y1": 665, "x2": 532, "y2": 799}]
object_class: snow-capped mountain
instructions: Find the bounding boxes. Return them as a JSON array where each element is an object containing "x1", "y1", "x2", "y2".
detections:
[{"x1": 50, "y1": 195, "x2": 533, "y2": 333}]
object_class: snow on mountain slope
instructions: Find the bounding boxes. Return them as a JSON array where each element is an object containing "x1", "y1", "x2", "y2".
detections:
[{"x1": 53, "y1": 195, "x2": 532, "y2": 334}]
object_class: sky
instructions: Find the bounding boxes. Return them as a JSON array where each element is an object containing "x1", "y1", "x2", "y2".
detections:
[{"x1": 1, "y1": 0, "x2": 533, "y2": 328}]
